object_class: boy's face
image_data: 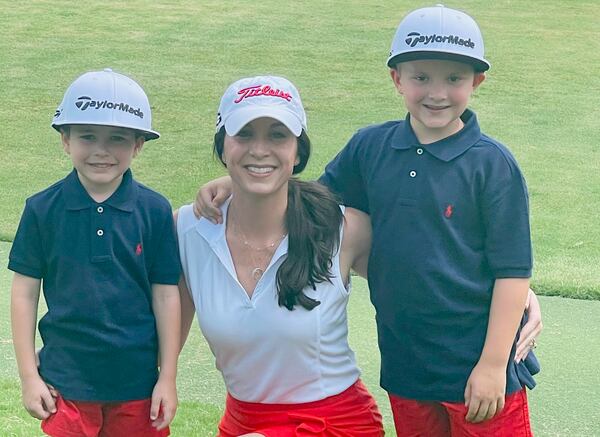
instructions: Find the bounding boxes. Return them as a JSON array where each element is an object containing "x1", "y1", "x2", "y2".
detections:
[
  {"x1": 390, "y1": 59, "x2": 485, "y2": 143},
  {"x1": 61, "y1": 124, "x2": 144, "y2": 197}
]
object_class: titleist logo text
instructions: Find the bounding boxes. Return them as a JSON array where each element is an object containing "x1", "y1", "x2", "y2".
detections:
[{"x1": 234, "y1": 85, "x2": 292, "y2": 103}]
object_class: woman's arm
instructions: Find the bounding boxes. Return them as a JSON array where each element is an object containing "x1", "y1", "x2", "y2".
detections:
[
  {"x1": 515, "y1": 288, "x2": 542, "y2": 362},
  {"x1": 339, "y1": 207, "x2": 372, "y2": 282},
  {"x1": 172, "y1": 209, "x2": 197, "y2": 351},
  {"x1": 178, "y1": 277, "x2": 196, "y2": 351}
]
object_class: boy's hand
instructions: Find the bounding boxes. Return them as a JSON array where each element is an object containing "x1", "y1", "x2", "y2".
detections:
[
  {"x1": 21, "y1": 375, "x2": 57, "y2": 420},
  {"x1": 193, "y1": 176, "x2": 232, "y2": 223},
  {"x1": 150, "y1": 376, "x2": 177, "y2": 430},
  {"x1": 515, "y1": 288, "x2": 542, "y2": 362},
  {"x1": 464, "y1": 361, "x2": 506, "y2": 423}
]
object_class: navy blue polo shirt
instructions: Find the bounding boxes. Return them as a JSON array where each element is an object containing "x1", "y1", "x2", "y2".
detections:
[
  {"x1": 320, "y1": 109, "x2": 534, "y2": 402},
  {"x1": 9, "y1": 169, "x2": 180, "y2": 402}
]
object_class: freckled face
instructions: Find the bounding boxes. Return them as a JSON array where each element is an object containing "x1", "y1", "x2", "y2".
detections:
[{"x1": 390, "y1": 59, "x2": 485, "y2": 143}]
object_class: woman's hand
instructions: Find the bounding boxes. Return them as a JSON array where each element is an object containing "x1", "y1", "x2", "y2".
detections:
[{"x1": 515, "y1": 288, "x2": 542, "y2": 362}]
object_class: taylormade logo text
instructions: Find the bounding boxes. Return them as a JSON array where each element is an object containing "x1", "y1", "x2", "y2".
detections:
[
  {"x1": 405, "y1": 32, "x2": 475, "y2": 49},
  {"x1": 74, "y1": 96, "x2": 144, "y2": 119}
]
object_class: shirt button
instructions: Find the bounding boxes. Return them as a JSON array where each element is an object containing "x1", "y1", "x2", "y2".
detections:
[
  {"x1": 97, "y1": 206, "x2": 104, "y2": 213},
  {"x1": 409, "y1": 170, "x2": 417, "y2": 178},
  {"x1": 97, "y1": 229, "x2": 104, "y2": 236},
  {"x1": 416, "y1": 148, "x2": 424, "y2": 155}
]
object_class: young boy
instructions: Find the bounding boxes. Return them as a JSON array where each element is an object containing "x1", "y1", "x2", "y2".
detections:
[
  {"x1": 9, "y1": 68, "x2": 181, "y2": 437},
  {"x1": 319, "y1": 5, "x2": 536, "y2": 435}
]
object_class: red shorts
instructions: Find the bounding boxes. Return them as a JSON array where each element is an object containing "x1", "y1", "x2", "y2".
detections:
[
  {"x1": 218, "y1": 379, "x2": 384, "y2": 437},
  {"x1": 41, "y1": 394, "x2": 169, "y2": 437},
  {"x1": 388, "y1": 388, "x2": 532, "y2": 437}
]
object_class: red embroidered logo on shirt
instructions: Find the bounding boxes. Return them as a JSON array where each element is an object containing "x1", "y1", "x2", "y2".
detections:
[
  {"x1": 135, "y1": 243, "x2": 143, "y2": 255},
  {"x1": 444, "y1": 205, "x2": 453, "y2": 218},
  {"x1": 234, "y1": 85, "x2": 292, "y2": 103}
]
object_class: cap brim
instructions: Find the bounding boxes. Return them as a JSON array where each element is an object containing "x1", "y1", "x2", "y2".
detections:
[
  {"x1": 223, "y1": 106, "x2": 303, "y2": 137},
  {"x1": 387, "y1": 51, "x2": 490, "y2": 72},
  {"x1": 52, "y1": 121, "x2": 160, "y2": 141}
]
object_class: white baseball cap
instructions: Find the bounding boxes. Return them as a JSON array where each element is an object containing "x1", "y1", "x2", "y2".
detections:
[
  {"x1": 52, "y1": 68, "x2": 160, "y2": 140},
  {"x1": 216, "y1": 75, "x2": 307, "y2": 137},
  {"x1": 387, "y1": 4, "x2": 490, "y2": 72}
]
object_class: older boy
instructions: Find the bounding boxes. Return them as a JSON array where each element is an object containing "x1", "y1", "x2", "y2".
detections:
[
  {"x1": 319, "y1": 5, "x2": 535, "y2": 435},
  {"x1": 9, "y1": 69, "x2": 180, "y2": 437}
]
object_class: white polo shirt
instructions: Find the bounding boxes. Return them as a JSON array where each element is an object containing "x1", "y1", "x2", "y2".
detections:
[{"x1": 177, "y1": 200, "x2": 360, "y2": 403}]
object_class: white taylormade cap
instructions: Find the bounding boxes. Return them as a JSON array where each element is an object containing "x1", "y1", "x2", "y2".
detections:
[
  {"x1": 52, "y1": 68, "x2": 160, "y2": 140},
  {"x1": 216, "y1": 75, "x2": 307, "y2": 137},
  {"x1": 387, "y1": 4, "x2": 490, "y2": 72}
]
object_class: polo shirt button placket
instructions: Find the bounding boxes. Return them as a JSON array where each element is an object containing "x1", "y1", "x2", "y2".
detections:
[
  {"x1": 97, "y1": 206, "x2": 104, "y2": 214},
  {"x1": 416, "y1": 148, "x2": 424, "y2": 155}
]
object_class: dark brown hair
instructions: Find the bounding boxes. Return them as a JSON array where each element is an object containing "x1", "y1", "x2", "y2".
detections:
[{"x1": 214, "y1": 127, "x2": 343, "y2": 310}]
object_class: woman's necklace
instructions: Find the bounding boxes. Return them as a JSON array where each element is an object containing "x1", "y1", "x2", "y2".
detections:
[
  {"x1": 245, "y1": 238, "x2": 285, "y2": 281},
  {"x1": 231, "y1": 221, "x2": 285, "y2": 281}
]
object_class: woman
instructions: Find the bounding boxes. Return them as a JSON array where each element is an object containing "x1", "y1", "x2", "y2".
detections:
[{"x1": 177, "y1": 75, "x2": 384, "y2": 436}]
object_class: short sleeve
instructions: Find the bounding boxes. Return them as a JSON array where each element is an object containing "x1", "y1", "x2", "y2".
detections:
[
  {"x1": 148, "y1": 206, "x2": 181, "y2": 285},
  {"x1": 319, "y1": 133, "x2": 370, "y2": 214},
  {"x1": 482, "y1": 153, "x2": 532, "y2": 278},
  {"x1": 8, "y1": 200, "x2": 46, "y2": 279}
]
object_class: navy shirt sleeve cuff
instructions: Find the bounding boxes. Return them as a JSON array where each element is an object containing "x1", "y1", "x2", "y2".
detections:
[
  {"x1": 493, "y1": 268, "x2": 532, "y2": 279},
  {"x1": 8, "y1": 260, "x2": 43, "y2": 279}
]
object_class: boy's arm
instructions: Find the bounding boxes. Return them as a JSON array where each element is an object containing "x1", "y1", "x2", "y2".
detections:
[
  {"x1": 464, "y1": 278, "x2": 529, "y2": 423},
  {"x1": 318, "y1": 132, "x2": 369, "y2": 213},
  {"x1": 194, "y1": 175, "x2": 232, "y2": 223},
  {"x1": 11, "y1": 273, "x2": 56, "y2": 419},
  {"x1": 150, "y1": 283, "x2": 181, "y2": 430}
]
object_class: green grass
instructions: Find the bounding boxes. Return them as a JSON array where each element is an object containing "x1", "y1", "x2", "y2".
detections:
[
  {"x1": 1, "y1": 1, "x2": 599, "y2": 435},
  {"x1": 0, "y1": 1, "x2": 599, "y2": 298},
  {"x1": 2, "y1": 241, "x2": 600, "y2": 435}
]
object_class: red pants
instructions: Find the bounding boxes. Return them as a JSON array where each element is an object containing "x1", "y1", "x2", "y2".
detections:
[
  {"x1": 218, "y1": 379, "x2": 384, "y2": 436},
  {"x1": 41, "y1": 394, "x2": 169, "y2": 437},
  {"x1": 389, "y1": 388, "x2": 532, "y2": 437}
]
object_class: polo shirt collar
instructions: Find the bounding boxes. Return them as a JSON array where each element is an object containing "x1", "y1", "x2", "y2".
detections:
[
  {"x1": 391, "y1": 109, "x2": 482, "y2": 162},
  {"x1": 63, "y1": 168, "x2": 138, "y2": 212}
]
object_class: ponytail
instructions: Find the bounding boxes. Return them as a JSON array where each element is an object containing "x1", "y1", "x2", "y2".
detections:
[{"x1": 277, "y1": 178, "x2": 343, "y2": 311}]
